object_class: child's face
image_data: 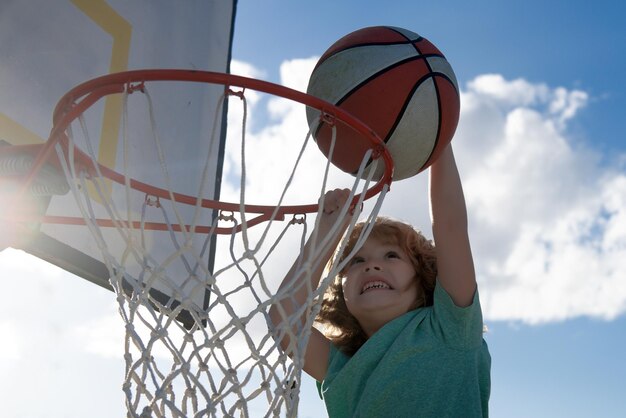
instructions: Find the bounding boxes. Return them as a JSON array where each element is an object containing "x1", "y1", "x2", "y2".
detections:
[{"x1": 341, "y1": 236, "x2": 419, "y2": 323}]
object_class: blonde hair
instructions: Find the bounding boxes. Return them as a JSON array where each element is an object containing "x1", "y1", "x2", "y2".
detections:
[{"x1": 316, "y1": 217, "x2": 437, "y2": 356}]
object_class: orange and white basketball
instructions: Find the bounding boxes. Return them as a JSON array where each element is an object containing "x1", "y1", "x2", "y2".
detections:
[{"x1": 307, "y1": 26, "x2": 460, "y2": 181}]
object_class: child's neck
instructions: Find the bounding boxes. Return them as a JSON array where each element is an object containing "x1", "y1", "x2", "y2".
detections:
[{"x1": 359, "y1": 307, "x2": 411, "y2": 337}]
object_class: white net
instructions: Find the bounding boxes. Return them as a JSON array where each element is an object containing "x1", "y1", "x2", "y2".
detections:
[{"x1": 50, "y1": 76, "x2": 389, "y2": 417}]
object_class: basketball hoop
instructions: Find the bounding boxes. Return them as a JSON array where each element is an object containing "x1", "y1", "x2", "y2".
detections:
[{"x1": 0, "y1": 69, "x2": 393, "y2": 417}]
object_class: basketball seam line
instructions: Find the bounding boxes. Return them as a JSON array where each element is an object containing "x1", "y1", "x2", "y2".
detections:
[
  {"x1": 335, "y1": 54, "x2": 445, "y2": 108},
  {"x1": 424, "y1": 75, "x2": 445, "y2": 170},
  {"x1": 318, "y1": 34, "x2": 426, "y2": 65},
  {"x1": 386, "y1": 26, "x2": 422, "y2": 44},
  {"x1": 408, "y1": 41, "x2": 449, "y2": 169},
  {"x1": 351, "y1": 72, "x2": 451, "y2": 177}
]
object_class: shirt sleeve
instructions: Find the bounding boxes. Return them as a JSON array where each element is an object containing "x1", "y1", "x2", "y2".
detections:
[{"x1": 430, "y1": 280, "x2": 485, "y2": 349}]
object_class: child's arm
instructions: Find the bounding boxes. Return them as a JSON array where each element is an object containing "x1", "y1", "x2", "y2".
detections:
[
  {"x1": 429, "y1": 144, "x2": 477, "y2": 307},
  {"x1": 268, "y1": 188, "x2": 352, "y2": 381}
]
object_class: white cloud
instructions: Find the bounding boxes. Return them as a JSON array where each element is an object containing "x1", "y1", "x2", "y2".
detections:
[
  {"x1": 278, "y1": 57, "x2": 319, "y2": 91},
  {"x1": 0, "y1": 320, "x2": 22, "y2": 361},
  {"x1": 70, "y1": 303, "x2": 123, "y2": 359},
  {"x1": 230, "y1": 59, "x2": 267, "y2": 80},
  {"x1": 549, "y1": 87, "x2": 589, "y2": 126},
  {"x1": 455, "y1": 73, "x2": 626, "y2": 324},
  {"x1": 467, "y1": 74, "x2": 588, "y2": 130},
  {"x1": 467, "y1": 74, "x2": 549, "y2": 107}
]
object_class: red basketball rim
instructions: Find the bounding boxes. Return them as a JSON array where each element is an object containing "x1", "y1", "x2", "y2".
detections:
[{"x1": 20, "y1": 69, "x2": 394, "y2": 233}]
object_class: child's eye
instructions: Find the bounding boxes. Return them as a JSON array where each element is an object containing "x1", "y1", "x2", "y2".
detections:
[
  {"x1": 386, "y1": 251, "x2": 400, "y2": 259},
  {"x1": 350, "y1": 256, "x2": 365, "y2": 265}
]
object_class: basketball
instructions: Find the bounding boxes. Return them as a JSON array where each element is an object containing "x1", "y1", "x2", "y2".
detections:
[{"x1": 306, "y1": 26, "x2": 460, "y2": 181}]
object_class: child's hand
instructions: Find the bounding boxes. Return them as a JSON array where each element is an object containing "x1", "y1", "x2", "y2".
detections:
[{"x1": 318, "y1": 188, "x2": 354, "y2": 231}]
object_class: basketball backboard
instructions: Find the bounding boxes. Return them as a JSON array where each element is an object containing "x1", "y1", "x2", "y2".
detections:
[{"x1": 0, "y1": 0, "x2": 236, "y2": 316}]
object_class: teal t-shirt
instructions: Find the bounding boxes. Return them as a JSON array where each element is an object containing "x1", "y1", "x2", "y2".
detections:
[{"x1": 317, "y1": 281, "x2": 491, "y2": 417}]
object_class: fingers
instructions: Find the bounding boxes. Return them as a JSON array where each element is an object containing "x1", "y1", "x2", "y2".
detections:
[{"x1": 321, "y1": 188, "x2": 351, "y2": 215}]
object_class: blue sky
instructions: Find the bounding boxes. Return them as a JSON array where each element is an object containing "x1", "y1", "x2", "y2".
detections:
[
  {"x1": 1, "y1": 1, "x2": 625, "y2": 417},
  {"x1": 231, "y1": 1, "x2": 626, "y2": 416}
]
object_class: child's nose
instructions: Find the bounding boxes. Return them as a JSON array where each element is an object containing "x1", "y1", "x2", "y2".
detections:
[{"x1": 364, "y1": 263, "x2": 382, "y2": 272}]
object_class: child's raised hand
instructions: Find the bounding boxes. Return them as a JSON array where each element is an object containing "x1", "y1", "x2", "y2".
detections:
[{"x1": 318, "y1": 188, "x2": 354, "y2": 230}]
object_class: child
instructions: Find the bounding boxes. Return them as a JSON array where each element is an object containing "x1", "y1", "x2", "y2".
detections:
[{"x1": 269, "y1": 145, "x2": 491, "y2": 417}]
